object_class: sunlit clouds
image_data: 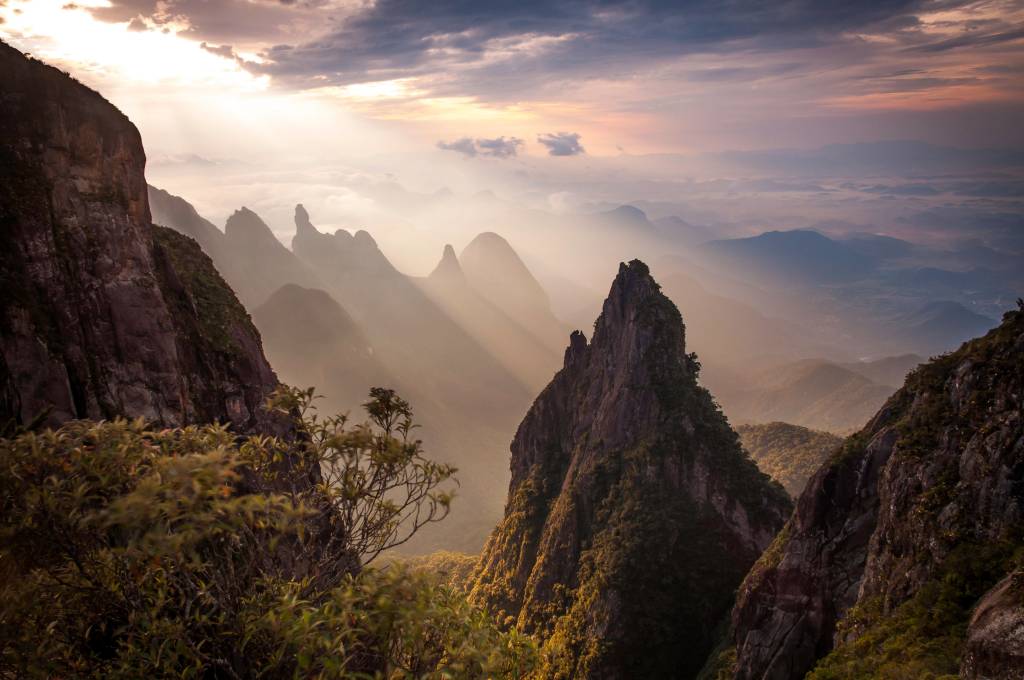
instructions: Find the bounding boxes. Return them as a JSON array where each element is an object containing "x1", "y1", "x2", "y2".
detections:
[{"x1": 3, "y1": 0, "x2": 1023, "y2": 154}]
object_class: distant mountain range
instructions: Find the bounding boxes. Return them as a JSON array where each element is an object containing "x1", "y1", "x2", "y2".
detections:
[
  {"x1": 148, "y1": 186, "x2": 566, "y2": 551},
  {"x1": 707, "y1": 354, "x2": 923, "y2": 434},
  {"x1": 699, "y1": 229, "x2": 877, "y2": 285}
]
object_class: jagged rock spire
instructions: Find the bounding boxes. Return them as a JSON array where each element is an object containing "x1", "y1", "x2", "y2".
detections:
[
  {"x1": 470, "y1": 259, "x2": 790, "y2": 679},
  {"x1": 294, "y1": 203, "x2": 318, "y2": 237},
  {"x1": 429, "y1": 244, "x2": 465, "y2": 284}
]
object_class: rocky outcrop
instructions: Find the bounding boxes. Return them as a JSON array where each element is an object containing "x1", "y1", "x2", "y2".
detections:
[
  {"x1": 471, "y1": 260, "x2": 791, "y2": 679},
  {"x1": 961, "y1": 570, "x2": 1024, "y2": 679},
  {"x1": 0, "y1": 41, "x2": 280, "y2": 432},
  {"x1": 731, "y1": 305, "x2": 1024, "y2": 679}
]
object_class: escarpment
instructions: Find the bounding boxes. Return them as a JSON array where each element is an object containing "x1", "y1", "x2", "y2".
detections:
[
  {"x1": 470, "y1": 260, "x2": 791, "y2": 679},
  {"x1": 0, "y1": 41, "x2": 279, "y2": 432},
  {"x1": 731, "y1": 304, "x2": 1024, "y2": 679}
]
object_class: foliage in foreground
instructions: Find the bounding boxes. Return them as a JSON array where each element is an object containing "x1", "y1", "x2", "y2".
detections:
[{"x1": 0, "y1": 386, "x2": 536, "y2": 679}]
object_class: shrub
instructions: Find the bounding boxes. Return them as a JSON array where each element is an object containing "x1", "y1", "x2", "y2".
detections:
[{"x1": 0, "y1": 387, "x2": 535, "y2": 678}]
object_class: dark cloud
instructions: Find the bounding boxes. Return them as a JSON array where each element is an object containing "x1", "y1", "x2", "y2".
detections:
[
  {"x1": 200, "y1": 41, "x2": 239, "y2": 60},
  {"x1": 437, "y1": 138, "x2": 478, "y2": 157},
  {"x1": 126, "y1": 16, "x2": 147, "y2": 31},
  {"x1": 437, "y1": 136, "x2": 524, "y2": 158},
  {"x1": 909, "y1": 26, "x2": 1024, "y2": 53},
  {"x1": 242, "y1": 0, "x2": 934, "y2": 90},
  {"x1": 87, "y1": 0, "x2": 326, "y2": 44},
  {"x1": 538, "y1": 132, "x2": 584, "y2": 156}
]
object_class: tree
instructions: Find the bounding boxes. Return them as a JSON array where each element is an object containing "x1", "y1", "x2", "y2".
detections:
[{"x1": 0, "y1": 387, "x2": 536, "y2": 678}]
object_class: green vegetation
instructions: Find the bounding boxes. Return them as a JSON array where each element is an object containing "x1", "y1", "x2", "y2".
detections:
[
  {"x1": 0, "y1": 386, "x2": 536, "y2": 678},
  {"x1": 737, "y1": 422, "x2": 843, "y2": 497},
  {"x1": 808, "y1": 542, "x2": 1022, "y2": 679},
  {"x1": 402, "y1": 551, "x2": 479, "y2": 593},
  {"x1": 153, "y1": 225, "x2": 253, "y2": 354},
  {"x1": 534, "y1": 450, "x2": 769, "y2": 679}
]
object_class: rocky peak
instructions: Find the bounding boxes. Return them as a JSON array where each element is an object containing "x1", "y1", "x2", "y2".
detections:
[
  {"x1": 470, "y1": 260, "x2": 790, "y2": 678},
  {"x1": 428, "y1": 244, "x2": 465, "y2": 284},
  {"x1": 563, "y1": 329, "x2": 587, "y2": 366},
  {"x1": 225, "y1": 207, "x2": 282, "y2": 250},
  {"x1": 294, "y1": 203, "x2": 317, "y2": 237},
  {"x1": 0, "y1": 42, "x2": 280, "y2": 432}
]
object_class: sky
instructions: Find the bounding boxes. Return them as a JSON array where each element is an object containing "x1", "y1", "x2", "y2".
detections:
[{"x1": 2, "y1": 0, "x2": 1023, "y2": 269}]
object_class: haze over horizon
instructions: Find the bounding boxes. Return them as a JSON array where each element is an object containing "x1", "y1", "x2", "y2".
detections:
[{"x1": 3, "y1": 0, "x2": 1023, "y2": 274}]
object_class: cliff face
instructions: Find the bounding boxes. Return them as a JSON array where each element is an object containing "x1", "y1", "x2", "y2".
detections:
[
  {"x1": 732, "y1": 306, "x2": 1024, "y2": 679},
  {"x1": 0, "y1": 42, "x2": 280, "y2": 432},
  {"x1": 470, "y1": 261, "x2": 791, "y2": 679}
]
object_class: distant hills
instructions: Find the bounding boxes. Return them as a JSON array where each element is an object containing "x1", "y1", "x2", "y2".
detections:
[
  {"x1": 707, "y1": 354, "x2": 922, "y2": 434},
  {"x1": 737, "y1": 422, "x2": 844, "y2": 497},
  {"x1": 700, "y1": 229, "x2": 877, "y2": 285}
]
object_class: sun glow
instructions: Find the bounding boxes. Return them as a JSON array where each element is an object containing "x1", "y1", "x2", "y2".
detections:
[{"x1": 0, "y1": 0, "x2": 266, "y2": 91}]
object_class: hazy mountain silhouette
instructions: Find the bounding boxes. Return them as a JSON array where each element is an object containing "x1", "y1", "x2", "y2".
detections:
[
  {"x1": 459, "y1": 232, "x2": 567, "y2": 354},
  {"x1": 894, "y1": 300, "x2": 997, "y2": 355},
  {"x1": 701, "y1": 229, "x2": 877, "y2": 286},
  {"x1": 419, "y1": 244, "x2": 561, "y2": 390},
  {"x1": 149, "y1": 186, "x2": 321, "y2": 308},
  {"x1": 711, "y1": 358, "x2": 901, "y2": 433},
  {"x1": 252, "y1": 284, "x2": 393, "y2": 410}
]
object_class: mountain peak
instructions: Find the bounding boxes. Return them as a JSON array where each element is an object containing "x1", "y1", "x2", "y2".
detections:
[
  {"x1": 471, "y1": 261, "x2": 790, "y2": 677},
  {"x1": 225, "y1": 207, "x2": 279, "y2": 247},
  {"x1": 592, "y1": 259, "x2": 678, "y2": 355},
  {"x1": 294, "y1": 203, "x2": 319, "y2": 237},
  {"x1": 353, "y1": 229, "x2": 378, "y2": 249},
  {"x1": 429, "y1": 243, "x2": 465, "y2": 284}
]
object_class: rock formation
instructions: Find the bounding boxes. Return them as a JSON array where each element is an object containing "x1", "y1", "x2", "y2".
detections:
[
  {"x1": 0, "y1": 41, "x2": 279, "y2": 432},
  {"x1": 471, "y1": 260, "x2": 791, "y2": 679},
  {"x1": 731, "y1": 304, "x2": 1024, "y2": 679}
]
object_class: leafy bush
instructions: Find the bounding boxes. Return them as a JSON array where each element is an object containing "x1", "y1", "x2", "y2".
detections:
[{"x1": 0, "y1": 386, "x2": 535, "y2": 678}]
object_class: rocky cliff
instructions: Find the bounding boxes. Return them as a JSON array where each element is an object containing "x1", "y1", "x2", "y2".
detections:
[
  {"x1": 731, "y1": 304, "x2": 1024, "y2": 679},
  {"x1": 471, "y1": 260, "x2": 791, "y2": 679},
  {"x1": 0, "y1": 42, "x2": 280, "y2": 432}
]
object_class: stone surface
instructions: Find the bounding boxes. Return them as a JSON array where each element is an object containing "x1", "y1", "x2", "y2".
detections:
[
  {"x1": 961, "y1": 570, "x2": 1024, "y2": 680},
  {"x1": 0, "y1": 41, "x2": 280, "y2": 432}
]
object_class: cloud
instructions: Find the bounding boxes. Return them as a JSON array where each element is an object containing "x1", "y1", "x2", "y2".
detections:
[
  {"x1": 437, "y1": 136, "x2": 524, "y2": 158},
  {"x1": 437, "y1": 138, "x2": 478, "y2": 157},
  {"x1": 231, "y1": 0, "x2": 945, "y2": 93},
  {"x1": 538, "y1": 132, "x2": 584, "y2": 156},
  {"x1": 200, "y1": 41, "x2": 239, "y2": 60},
  {"x1": 909, "y1": 26, "x2": 1024, "y2": 54},
  {"x1": 126, "y1": 16, "x2": 147, "y2": 31},
  {"x1": 475, "y1": 136, "x2": 524, "y2": 158},
  {"x1": 86, "y1": 0, "x2": 329, "y2": 45}
]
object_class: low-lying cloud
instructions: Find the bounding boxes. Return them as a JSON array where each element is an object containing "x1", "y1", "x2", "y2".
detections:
[
  {"x1": 438, "y1": 136, "x2": 524, "y2": 158},
  {"x1": 538, "y1": 132, "x2": 584, "y2": 157}
]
